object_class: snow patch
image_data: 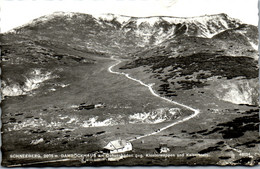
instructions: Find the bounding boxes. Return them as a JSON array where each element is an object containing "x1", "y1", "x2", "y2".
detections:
[
  {"x1": 2, "y1": 69, "x2": 55, "y2": 97},
  {"x1": 136, "y1": 18, "x2": 160, "y2": 27},
  {"x1": 215, "y1": 79, "x2": 259, "y2": 105},
  {"x1": 82, "y1": 116, "x2": 119, "y2": 127},
  {"x1": 6, "y1": 118, "x2": 62, "y2": 132},
  {"x1": 249, "y1": 41, "x2": 258, "y2": 50},
  {"x1": 60, "y1": 116, "x2": 69, "y2": 120},
  {"x1": 93, "y1": 13, "x2": 130, "y2": 24},
  {"x1": 67, "y1": 118, "x2": 78, "y2": 124},
  {"x1": 31, "y1": 138, "x2": 44, "y2": 145},
  {"x1": 129, "y1": 108, "x2": 181, "y2": 124}
]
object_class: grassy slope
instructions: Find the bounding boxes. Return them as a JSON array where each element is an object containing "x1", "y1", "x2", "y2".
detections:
[
  {"x1": 114, "y1": 52, "x2": 259, "y2": 165},
  {"x1": 1, "y1": 36, "x2": 195, "y2": 166}
]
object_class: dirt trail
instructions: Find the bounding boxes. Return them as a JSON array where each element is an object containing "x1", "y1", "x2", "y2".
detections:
[
  {"x1": 108, "y1": 56, "x2": 200, "y2": 141},
  {"x1": 6, "y1": 56, "x2": 200, "y2": 167}
]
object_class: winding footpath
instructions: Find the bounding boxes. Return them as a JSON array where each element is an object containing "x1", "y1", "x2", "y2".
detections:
[
  {"x1": 7, "y1": 56, "x2": 201, "y2": 167},
  {"x1": 108, "y1": 56, "x2": 200, "y2": 142}
]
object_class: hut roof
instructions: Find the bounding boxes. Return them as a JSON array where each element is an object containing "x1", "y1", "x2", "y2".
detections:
[{"x1": 104, "y1": 139, "x2": 128, "y2": 150}]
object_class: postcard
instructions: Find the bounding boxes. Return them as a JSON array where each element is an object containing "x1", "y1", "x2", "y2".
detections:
[{"x1": 1, "y1": 0, "x2": 259, "y2": 166}]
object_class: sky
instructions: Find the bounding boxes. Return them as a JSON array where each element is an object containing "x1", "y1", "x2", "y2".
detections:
[{"x1": 0, "y1": 0, "x2": 259, "y2": 33}]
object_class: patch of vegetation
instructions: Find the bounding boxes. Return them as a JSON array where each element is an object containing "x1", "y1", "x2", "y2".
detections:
[
  {"x1": 198, "y1": 145, "x2": 221, "y2": 154},
  {"x1": 233, "y1": 157, "x2": 252, "y2": 165},
  {"x1": 235, "y1": 139, "x2": 260, "y2": 148},
  {"x1": 158, "y1": 83, "x2": 177, "y2": 96},
  {"x1": 202, "y1": 127, "x2": 223, "y2": 135},
  {"x1": 176, "y1": 80, "x2": 209, "y2": 90},
  {"x1": 121, "y1": 53, "x2": 258, "y2": 79},
  {"x1": 219, "y1": 156, "x2": 231, "y2": 160},
  {"x1": 217, "y1": 114, "x2": 259, "y2": 139},
  {"x1": 194, "y1": 113, "x2": 259, "y2": 139}
]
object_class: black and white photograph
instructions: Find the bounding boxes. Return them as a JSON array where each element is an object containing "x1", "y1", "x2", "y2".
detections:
[{"x1": 0, "y1": 0, "x2": 259, "y2": 166}]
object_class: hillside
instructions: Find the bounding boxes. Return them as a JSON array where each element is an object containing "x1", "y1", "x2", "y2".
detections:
[
  {"x1": 1, "y1": 12, "x2": 259, "y2": 166},
  {"x1": 7, "y1": 12, "x2": 257, "y2": 56}
]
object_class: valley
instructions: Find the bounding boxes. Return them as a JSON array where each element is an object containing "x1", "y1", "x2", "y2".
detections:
[{"x1": 1, "y1": 12, "x2": 259, "y2": 166}]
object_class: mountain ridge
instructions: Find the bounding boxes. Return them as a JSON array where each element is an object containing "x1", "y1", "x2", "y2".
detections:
[
  {"x1": 6, "y1": 11, "x2": 257, "y2": 58},
  {"x1": 15, "y1": 12, "x2": 242, "y2": 37}
]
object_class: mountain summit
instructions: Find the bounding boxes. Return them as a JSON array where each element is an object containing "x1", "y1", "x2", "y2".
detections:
[{"x1": 94, "y1": 13, "x2": 241, "y2": 38}]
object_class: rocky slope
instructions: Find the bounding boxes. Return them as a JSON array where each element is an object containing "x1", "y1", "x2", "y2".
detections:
[{"x1": 7, "y1": 12, "x2": 257, "y2": 57}]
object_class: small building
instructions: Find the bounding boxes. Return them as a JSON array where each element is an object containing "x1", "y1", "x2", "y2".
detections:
[
  {"x1": 104, "y1": 139, "x2": 132, "y2": 154},
  {"x1": 159, "y1": 143, "x2": 170, "y2": 153}
]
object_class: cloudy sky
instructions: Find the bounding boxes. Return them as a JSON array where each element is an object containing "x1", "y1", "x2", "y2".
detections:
[{"x1": 0, "y1": 0, "x2": 258, "y2": 32}]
